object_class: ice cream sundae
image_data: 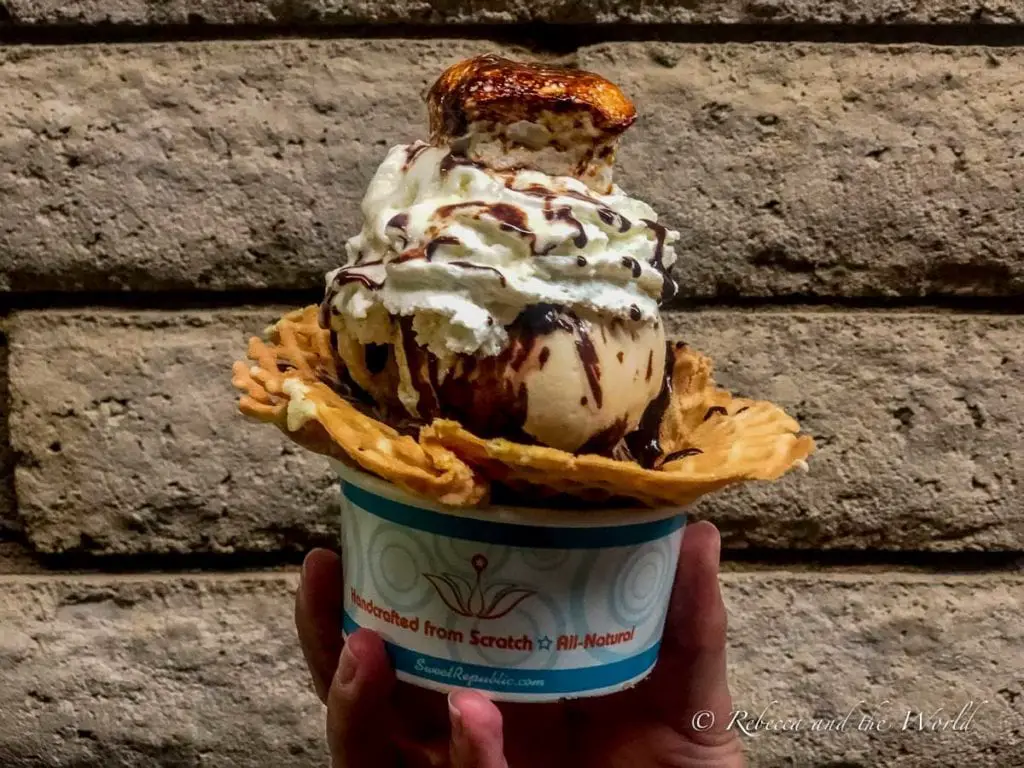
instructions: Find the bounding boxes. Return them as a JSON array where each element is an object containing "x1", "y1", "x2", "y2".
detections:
[{"x1": 233, "y1": 54, "x2": 814, "y2": 506}]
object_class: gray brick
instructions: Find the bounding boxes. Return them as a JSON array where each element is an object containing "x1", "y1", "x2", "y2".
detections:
[
  {"x1": 9, "y1": 310, "x2": 340, "y2": 554},
  {"x1": 668, "y1": 311, "x2": 1024, "y2": 551},
  {"x1": 0, "y1": 571, "x2": 1020, "y2": 766},
  {"x1": 0, "y1": 574, "x2": 324, "y2": 767},
  {"x1": 9, "y1": 309, "x2": 1022, "y2": 554},
  {"x1": 2, "y1": 0, "x2": 1020, "y2": 25},
  {"x1": 724, "y1": 572, "x2": 1024, "y2": 766},
  {"x1": 581, "y1": 43, "x2": 1024, "y2": 299},
  {"x1": 0, "y1": 40, "x2": 497, "y2": 293},
  {"x1": 1, "y1": 41, "x2": 1023, "y2": 297}
]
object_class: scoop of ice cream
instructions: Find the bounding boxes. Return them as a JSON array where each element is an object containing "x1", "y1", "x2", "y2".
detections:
[
  {"x1": 428, "y1": 54, "x2": 636, "y2": 193},
  {"x1": 332, "y1": 304, "x2": 666, "y2": 454},
  {"x1": 321, "y1": 142, "x2": 678, "y2": 361}
]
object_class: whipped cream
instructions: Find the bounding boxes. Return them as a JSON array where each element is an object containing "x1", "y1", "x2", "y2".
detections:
[
  {"x1": 282, "y1": 379, "x2": 317, "y2": 432},
  {"x1": 322, "y1": 142, "x2": 678, "y2": 358}
]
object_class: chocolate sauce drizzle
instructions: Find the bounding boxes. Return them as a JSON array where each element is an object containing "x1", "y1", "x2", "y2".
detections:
[
  {"x1": 621, "y1": 256, "x2": 642, "y2": 278},
  {"x1": 574, "y1": 323, "x2": 602, "y2": 410},
  {"x1": 394, "y1": 235, "x2": 464, "y2": 263},
  {"x1": 520, "y1": 304, "x2": 602, "y2": 410},
  {"x1": 512, "y1": 186, "x2": 589, "y2": 251},
  {"x1": 322, "y1": 328, "x2": 382, "y2": 414},
  {"x1": 403, "y1": 143, "x2": 429, "y2": 168},
  {"x1": 623, "y1": 342, "x2": 675, "y2": 468},
  {"x1": 321, "y1": 262, "x2": 387, "y2": 324},
  {"x1": 385, "y1": 304, "x2": 610, "y2": 446},
  {"x1": 543, "y1": 205, "x2": 588, "y2": 249},
  {"x1": 558, "y1": 188, "x2": 604, "y2": 206},
  {"x1": 439, "y1": 151, "x2": 480, "y2": 175},
  {"x1": 492, "y1": 203, "x2": 551, "y2": 253},
  {"x1": 598, "y1": 207, "x2": 632, "y2": 232},
  {"x1": 339, "y1": 264, "x2": 384, "y2": 289},
  {"x1": 641, "y1": 218, "x2": 678, "y2": 303},
  {"x1": 487, "y1": 202, "x2": 531, "y2": 236},
  {"x1": 387, "y1": 212, "x2": 409, "y2": 231},
  {"x1": 402, "y1": 326, "x2": 532, "y2": 442},
  {"x1": 365, "y1": 343, "x2": 389, "y2": 374},
  {"x1": 432, "y1": 158, "x2": 676, "y2": 307},
  {"x1": 662, "y1": 447, "x2": 703, "y2": 463},
  {"x1": 704, "y1": 405, "x2": 729, "y2": 421},
  {"x1": 576, "y1": 417, "x2": 628, "y2": 456},
  {"x1": 450, "y1": 261, "x2": 508, "y2": 286},
  {"x1": 522, "y1": 184, "x2": 632, "y2": 238},
  {"x1": 436, "y1": 200, "x2": 547, "y2": 254},
  {"x1": 385, "y1": 213, "x2": 410, "y2": 250},
  {"x1": 518, "y1": 183, "x2": 557, "y2": 199},
  {"x1": 518, "y1": 303, "x2": 571, "y2": 334},
  {"x1": 641, "y1": 219, "x2": 667, "y2": 270},
  {"x1": 509, "y1": 336, "x2": 534, "y2": 372},
  {"x1": 398, "y1": 318, "x2": 441, "y2": 418},
  {"x1": 519, "y1": 184, "x2": 677, "y2": 308},
  {"x1": 428, "y1": 235, "x2": 461, "y2": 259}
]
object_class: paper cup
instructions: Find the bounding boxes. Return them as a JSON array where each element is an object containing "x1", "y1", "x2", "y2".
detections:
[{"x1": 333, "y1": 460, "x2": 686, "y2": 703}]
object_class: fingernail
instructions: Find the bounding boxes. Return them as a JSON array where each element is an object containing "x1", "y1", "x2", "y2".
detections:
[
  {"x1": 337, "y1": 644, "x2": 358, "y2": 685},
  {"x1": 448, "y1": 692, "x2": 464, "y2": 738}
]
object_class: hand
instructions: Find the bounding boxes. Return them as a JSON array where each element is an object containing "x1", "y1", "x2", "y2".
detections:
[{"x1": 296, "y1": 521, "x2": 744, "y2": 767}]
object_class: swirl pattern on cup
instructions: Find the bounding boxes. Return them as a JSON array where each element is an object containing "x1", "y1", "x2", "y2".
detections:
[{"x1": 367, "y1": 524, "x2": 437, "y2": 611}]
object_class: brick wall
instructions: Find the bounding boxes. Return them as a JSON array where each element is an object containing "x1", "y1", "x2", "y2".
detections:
[{"x1": 1, "y1": 5, "x2": 1022, "y2": 766}]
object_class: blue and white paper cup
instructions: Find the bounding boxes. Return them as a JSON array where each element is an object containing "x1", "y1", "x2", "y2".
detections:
[{"x1": 334, "y1": 460, "x2": 686, "y2": 703}]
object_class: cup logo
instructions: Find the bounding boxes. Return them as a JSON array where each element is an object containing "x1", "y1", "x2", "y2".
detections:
[{"x1": 424, "y1": 554, "x2": 536, "y2": 620}]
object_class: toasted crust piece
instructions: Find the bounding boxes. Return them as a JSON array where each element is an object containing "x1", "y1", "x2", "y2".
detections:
[
  {"x1": 428, "y1": 54, "x2": 637, "y2": 143},
  {"x1": 233, "y1": 306, "x2": 814, "y2": 509}
]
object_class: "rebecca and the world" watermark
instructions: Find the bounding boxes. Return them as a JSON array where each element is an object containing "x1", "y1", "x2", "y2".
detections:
[{"x1": 690, "y1": 700, "x2": 989, "y2": 736}]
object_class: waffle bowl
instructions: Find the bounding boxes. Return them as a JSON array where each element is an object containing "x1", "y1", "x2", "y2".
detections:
[{"x1": 232, "y1": 306, "x2": 813, "y2": 508}]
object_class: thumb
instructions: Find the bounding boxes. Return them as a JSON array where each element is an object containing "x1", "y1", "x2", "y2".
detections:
[
  {"x1": 448, "y1": 690, "x2": 508, "y2": 768},
  {"x1": 649, "y1": 521, "x2": 737, "y2": 747}
]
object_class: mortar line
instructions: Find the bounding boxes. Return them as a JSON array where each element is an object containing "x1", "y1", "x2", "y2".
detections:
[
  {"x1": 3, "y1": 22, "x2": 1024, "y2": 50},
  {"x1": 2, "y1": 291, "x2": 1023, "y2": 314},
  {"x1": 0, "y1": 566, "x2": 1021, "y2": 586},
  {"x1": 0, "y1": 544, "x2": 1019, "y2": 576},
  {"x1": 723, "y1": 548, "x2": 1024, "y2": 572}
]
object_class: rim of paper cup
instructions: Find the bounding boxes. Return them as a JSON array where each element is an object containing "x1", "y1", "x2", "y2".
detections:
[{"x1": 330, "y1": 458, "x2": 687, "y2": 528}]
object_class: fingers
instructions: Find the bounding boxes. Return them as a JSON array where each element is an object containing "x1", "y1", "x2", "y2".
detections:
[
  {"x1": 295, "y1": 548, "x2": 344, "y2": 703},
  {"x1": 326, "y1": 629, "x2": 398, "y2": 768},
  {"x1": 651, "y1": 521, "x2": 736, "y2": 745},
  {"x1": 448, "y1": 691, "x2": 508, "y2": 768}
]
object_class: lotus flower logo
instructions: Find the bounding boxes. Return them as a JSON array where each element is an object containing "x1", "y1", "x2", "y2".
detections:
[{"x1": 424, "y1": 554, "x2": 536, "y2": 620}]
